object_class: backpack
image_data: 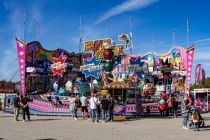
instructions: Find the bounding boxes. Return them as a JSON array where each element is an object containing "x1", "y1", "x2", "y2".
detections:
[{"x1": 76, "y1": 99, "x2": 82, "y2": 108}]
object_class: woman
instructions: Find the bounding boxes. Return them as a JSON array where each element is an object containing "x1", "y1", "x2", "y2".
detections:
[
  {"x1": 73, "y1": 95, "x2": 81, "y2": 120},
  {"x1": 181, "y1": 99, "x2": 190, "y2": 129},
  {"x1": 96, "y1": 95, "x2": 101, "y2": 121},
  {"x1": 159, "y1": 97, "x2": 166, "y2": 118},
  {"x1": 173, "y1": 98, "x2": 179, "y2": 118},
  {"x1": 69, "y1": 95, "x2": 76, "y2": 120}
]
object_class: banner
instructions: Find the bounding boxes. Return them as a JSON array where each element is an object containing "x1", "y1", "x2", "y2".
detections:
[
  {"x1": 16, "y1": 38, "x2": 26, "y2": 95},
  {"x1": 186, "y1": 47, "x2": 195, "y2": 92}
]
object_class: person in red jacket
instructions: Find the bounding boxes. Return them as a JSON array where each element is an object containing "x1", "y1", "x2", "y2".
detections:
[{"x1": 159, "y1": 97, "x2": 167, "y2": 118}]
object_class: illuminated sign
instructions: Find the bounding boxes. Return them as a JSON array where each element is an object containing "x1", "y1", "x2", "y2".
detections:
[
  {"x1": 80, "y1": 56, "x2": 101, "y2": 79},
  {"x1": 83, "y1": 38, "x2": 124, "y2": 57},
  {"x1": 51, "y1": 53, "x2": 67, "y2": 77}
]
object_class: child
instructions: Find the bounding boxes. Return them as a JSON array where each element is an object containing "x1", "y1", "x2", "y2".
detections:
[{"x1": 191, "y1": 110, "x2": 199, "y2": 131}]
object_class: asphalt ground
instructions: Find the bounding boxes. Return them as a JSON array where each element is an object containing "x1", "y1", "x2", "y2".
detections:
[{"x1": 0, "y1": 112, "x2": 210, "y2": 140}]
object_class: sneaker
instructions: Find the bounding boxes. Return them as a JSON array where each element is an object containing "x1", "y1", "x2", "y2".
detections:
[
  {"x1": 87, "y1": 118, "x2": 91, "y2": 121},
  {"x1": 74, "y1": 118, "x2": 78, "y2": 120},
  {"x1": 23, "y1": 120, "x2": 25, "y2": 122},
  {"x1": 184, "y1": 127, "x2": 189, "y2": 130}
]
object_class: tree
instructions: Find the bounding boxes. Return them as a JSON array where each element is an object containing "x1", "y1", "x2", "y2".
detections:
[{"x1": 190, "y1": 77, "x2": 210, "y2": 90}]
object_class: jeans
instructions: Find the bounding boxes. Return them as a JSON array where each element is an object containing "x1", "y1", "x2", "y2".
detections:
[
  {"x1": 22, "y1": 107, "x2": 30, "y2": 120},
  {"x1": 168, "y1": 107, "x2": 173, "y2": 117},
  {"x1": 173, "y1": 109, "x2": 178, "y2": 118},
  {"x1": 14, "y1": 107, "x2": 20, "y2": 121},
  {"x1": 73, "y1": 108, "x2": 78, "y2": 118},
  {"x1": 193, "y1": 122, "x2": 199, "y2": 130},
  {"x1": 182, "y1": 116, "x2": 188, "y2": 127},
  {"x1": 102, "y1": 109, "x2": 108, "y2": 121},
  {"x1": 109, "y1": 110, "x2": 114, "y2": 121},
  {"x1": 160, "y1": 110, "x2": 165, "y2": 117},
  {"x1": 91, "y1": 109, "x2": 98, "y2": 122}
]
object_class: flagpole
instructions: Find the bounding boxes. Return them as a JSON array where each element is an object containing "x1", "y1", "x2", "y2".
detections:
[
  {"x1": 130, "y1": 16, "x2": 132, "y2": 33},
  {"x1": 130, "y1": 16, "x2": 133, "y2": 54},
  {"x1": 35, "y1": 21, "x2": 39, "y2": 41},
  {"x1": 23, "y1": 10, "x2": 26, "y2": 41},
  {"x1": 106, "y1": 18, "x2": 108, "y2": 38},
  {"x1": 79, "y1": 15, "x2": 83, "y2": 53},
  {"x1": 152, "y1": 33, "x2": 155, "y2": 53},
  {"x1": 172, "y1": 28, "x2": 175, "y2": 46},
  {"x1": 56, "y1": 32, "x2": 60, "y2": 48},
  {"x1": 186, "y1": 17, "x2": 189, "y2": 47}
]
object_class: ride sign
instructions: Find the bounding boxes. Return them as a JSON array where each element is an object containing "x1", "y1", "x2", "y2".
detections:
[{"x1": 51, "y1": 53, "x2": 67, "y2": 77}]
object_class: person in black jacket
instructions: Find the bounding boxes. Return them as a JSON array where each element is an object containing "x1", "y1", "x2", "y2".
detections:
[
  {"x1": 108, "y1": 96, "x2": 115, "y2": 121},
  {"x1": 13, "y1": 92, "x2": 20, "y2": 121},
  {"x1": 20, "y1": 94, "x2": 31, "y2": 122},
  {"x1": 101, "y1": 95, "x2": 109, "y2": 122},
  {"x1": 173, "y1": 97, "x2": 179, "y2": 118}
]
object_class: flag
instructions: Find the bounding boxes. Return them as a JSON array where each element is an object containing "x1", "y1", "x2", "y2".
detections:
[{"x1": 16, "y1": 38, "x2": 26, "y2": 95}]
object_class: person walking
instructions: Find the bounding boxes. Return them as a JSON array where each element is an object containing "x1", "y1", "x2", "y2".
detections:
[
  {"x1": 13, "y1": 92, "x2": 20, "y2": 121},
  {"x1": 173, "y1": 97, "x2": 179, "y2": 118},
  {"x1": 181, "y1": 99, "x2": 190, "y2": 129},
  {"x1": 80, "y1": 93, "x2": 89, "y2": 120},
  {"x1": 89, "y1": 94, "x2": 98, "y2": 122},
  {"x1": 101, "y1": 95, "x2": 109, "y2": 123},
  {"x1": 20, "y1": 94, "x2": 31, "y2": 122}
]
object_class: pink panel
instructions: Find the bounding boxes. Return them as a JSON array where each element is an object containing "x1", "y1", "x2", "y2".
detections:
[{"x1": 16, "y1": 38, "x2": 26, "y2": 95}]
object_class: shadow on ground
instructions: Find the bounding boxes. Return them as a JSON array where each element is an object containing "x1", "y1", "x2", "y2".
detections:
[
  {"x1": 30, "y1": 119, "x2": 61, "y2": 122},
  {"x1": 36, "y1": 139, "x2": 56, "y2": 140}
]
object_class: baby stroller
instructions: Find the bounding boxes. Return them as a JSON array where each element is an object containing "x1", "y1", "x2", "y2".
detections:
[{"x1": 189, "y1": 107, "x2": 205, "y2": 128}]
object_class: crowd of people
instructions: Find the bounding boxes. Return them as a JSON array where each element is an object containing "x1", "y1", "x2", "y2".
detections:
[
  {"x1": 11, "y1": 91, "x2": 206, "y2": 131},
  {"x1": 158, "y1": 92, "x2": 204, "y2": 132},
  {"x1": 158, "y1": 94, "x2": 179, "y2": 118},
  {"x1": 69, "y1": 93, "x2": 115, "y2": 123},
  {"x1": 13, "y1": 92, "x2": 31, "y2": 122}
]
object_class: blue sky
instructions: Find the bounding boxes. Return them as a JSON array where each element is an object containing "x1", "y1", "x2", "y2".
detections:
[{"x1": 0, "y1": 0, "x2": 210, "y2": 82}]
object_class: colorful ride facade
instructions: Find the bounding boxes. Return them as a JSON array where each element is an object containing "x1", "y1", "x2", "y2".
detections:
[{"x1": 15, "y1": 36, "x2": 195, "y2": 116}]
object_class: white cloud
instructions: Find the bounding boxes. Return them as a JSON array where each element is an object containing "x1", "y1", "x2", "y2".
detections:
[
  {"x1": 0, "y1": 0, "x2": 46, "y2": 81},
  {"x1": 194, "y1": 48, "x2": 210, "y2": 61},
  {"x1": 95, "y1": 0, "x2": 159, "y2": 24}
]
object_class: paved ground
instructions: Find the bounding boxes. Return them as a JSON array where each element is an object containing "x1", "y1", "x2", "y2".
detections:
[{"x1": 0, "y1": 112, "x2": 210, "y2": 140}]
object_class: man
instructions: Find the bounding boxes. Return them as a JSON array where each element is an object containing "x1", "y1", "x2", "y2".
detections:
[
  {"x1": 20, "y1": 94, "x2": 31, "y2": 122},
  {"x1": 101, "y1": 95, "x2": 109, "y2": 122},
  {"x1": 136, "y1": 94, "x2": 143, "y2": 118},
  {"x1": 80, "y1": 93, "x2": 89, "y2": 120},
  {"x1": 13, "y1": 92, "x2": 20, "y2": 121},
  {"x1": 89, "y1": 94, "x2": 98, "y2": 122},
  {"x1": 108, "y1": 96, "x2": 115, "y2": 121}
]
